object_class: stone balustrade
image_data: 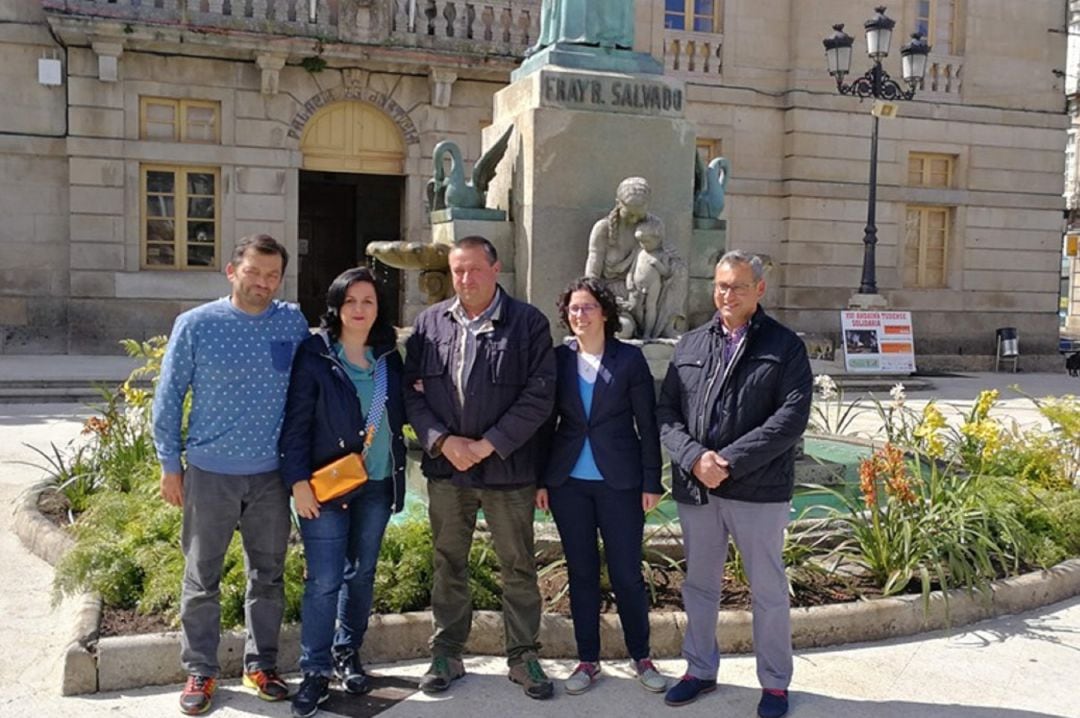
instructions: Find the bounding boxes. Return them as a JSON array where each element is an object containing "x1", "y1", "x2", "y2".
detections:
[
  {"x1": 41, "y1": 0, "x2": 541, "y2": 55},
  {"x1": 662, "y1": 28, "x2": 722, "y2": 78},
  {"x1": 41, "y1": 0, "x2": 339, "y2": 38},
  {"x1": 925, "y1": 53, "x2": 963, "y2": 97},
  {"x1": 388, "y1": 0, "x2": 539, "y2": 57}
]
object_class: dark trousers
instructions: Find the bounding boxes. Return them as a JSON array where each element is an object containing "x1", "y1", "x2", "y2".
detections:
[
  {"x1": 548, "y1": 478, "x2": 650, "y2": 663},
  {"x1": 179, "y1": 465, "x2": 291, "y2": 676},
  {"x1": 427, "y1": 479, "x2": 541, "y2": 665}
]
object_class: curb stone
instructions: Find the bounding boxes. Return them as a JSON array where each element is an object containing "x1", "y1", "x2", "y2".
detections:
[
  {"x1": 13, "y1": 482, "x2": 102, "y2": 695},
  {"x1": 14, "y1": 482, "x2": 1080, "y2": 694}
]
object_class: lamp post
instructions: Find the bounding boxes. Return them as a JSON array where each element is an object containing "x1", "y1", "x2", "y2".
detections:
[{"x1": 824, "y1": 6, "x2": 930, "y2": 296}]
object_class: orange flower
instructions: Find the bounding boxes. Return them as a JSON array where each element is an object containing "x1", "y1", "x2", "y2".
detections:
[
  {"x1": 858, "y1": 455, "x2": 880, "y2": 509},
  {"x1": 81, "y1": 416, "x2": 110, "y2": 437},
  {"x1": 860, "y1": 443, "x2": 918, "y2": 507}
]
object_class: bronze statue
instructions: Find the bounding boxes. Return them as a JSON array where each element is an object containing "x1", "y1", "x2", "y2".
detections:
[
  {"x1": 531, "y1": 0, "x2": 634, "y2": 53},
  {"x1": 693, "y1": 154, "x2": 730, "y2": 223},
  {"x1": 426, "y1": 125, "x2": 513, "y2": 212}
]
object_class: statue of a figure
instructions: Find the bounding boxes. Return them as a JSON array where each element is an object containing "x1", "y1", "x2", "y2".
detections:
[
  {"x1": 693, "y1": 154, "x2": 730, "y2": 222},
  {"x1": 586, "y1": 177, "x2": 688, "y2": 339},
  {"x1": 532, "y1": 0, "x2": 634, "y2": 52}
]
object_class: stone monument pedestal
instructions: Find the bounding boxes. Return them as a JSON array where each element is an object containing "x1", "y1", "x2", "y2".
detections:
[
  {"x1": 513, "y1": 43, "x2": 663, "y2": 81},
  {"x1": 636, "y1": 338, "x2": 678, "y2": 381},
  {"x1": 482, "y1": 65, "x2": 695, "y2": 334},
  {"x1": 688, "y1": 221, "x2": 727, "y2": 327}
]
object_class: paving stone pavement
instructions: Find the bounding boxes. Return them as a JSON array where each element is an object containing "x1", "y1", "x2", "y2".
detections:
[{"x1": 1, "y1": 369, "x2": 1079, "y2": 717}]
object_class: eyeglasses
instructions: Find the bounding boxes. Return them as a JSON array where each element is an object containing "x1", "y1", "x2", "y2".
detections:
[
  {"x1": 567, "y1": 303, "x2": 600, "y2": 316},
  {"x1": 715, "y1": 282, "x2": 754, "y2": 296}
]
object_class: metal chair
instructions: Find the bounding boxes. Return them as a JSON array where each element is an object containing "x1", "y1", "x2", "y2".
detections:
[{"x1": 995, "y1": 327, "x2": 1019, "y2": 372}]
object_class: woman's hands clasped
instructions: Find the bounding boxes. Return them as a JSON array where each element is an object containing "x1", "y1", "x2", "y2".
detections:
[{"x1": 292, "y1": 481, "x2": 321, "y2": 520}]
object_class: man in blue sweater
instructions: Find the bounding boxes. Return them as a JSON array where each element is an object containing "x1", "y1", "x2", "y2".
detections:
[{"x1": 153, "y1": 234, "x2": 309, "y2": 715}]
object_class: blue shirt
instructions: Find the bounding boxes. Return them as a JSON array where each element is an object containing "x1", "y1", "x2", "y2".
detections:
[
  {"x1": 152, "y1": 297, "x2": 309, "y2": 475},
  {"x1": 335, "y1": 344, "x2": 392, "y2": 481},
  {"x1": 568, "y1": 362, "x2": 603, "y2": 481}
]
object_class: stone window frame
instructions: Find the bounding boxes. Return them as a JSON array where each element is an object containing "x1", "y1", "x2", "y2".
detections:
[
  {"x1": 903, "y1": 204, "x2": 951, "y2": 288},
  {"x1": 907, "y1": 152, "x2": 955, "y2": 188},
  {"x1": 696, "y1": 137, "x2": 723, "y2": 161},
  {"x1": 139, "y1": 97, "x2": 221, "y2": 144},
  {"x1": 914, "y1": 0, "x2": 964, "y2": 56},
  {"x1": 664, "y1": 0, "x2": 723, "y2": 34},
  {"x1": 140, "y1": 164, "x2": 222, "y2": 271}
]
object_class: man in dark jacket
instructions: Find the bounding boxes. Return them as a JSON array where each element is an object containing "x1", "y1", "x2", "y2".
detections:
[
  {"x1": 404, "y1": 236, "x2": 556, "y2": 700},
  {"x1": 658, "y1": 250, "x2": 812, "y2": 718}
]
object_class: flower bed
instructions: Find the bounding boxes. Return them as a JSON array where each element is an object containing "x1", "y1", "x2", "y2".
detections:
[{"x1": 35, "y1": 343, "x2": 1080, "y2": 633}]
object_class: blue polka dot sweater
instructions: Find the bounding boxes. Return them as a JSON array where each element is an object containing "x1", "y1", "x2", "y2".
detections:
[{"x1": 152, "y1": 297, "x2": 309, "y2": 476}]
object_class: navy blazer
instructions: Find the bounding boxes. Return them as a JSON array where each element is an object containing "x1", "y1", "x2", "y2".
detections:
[{"x1": 542, "y1": 338, "x2": 662, "y2": 494}]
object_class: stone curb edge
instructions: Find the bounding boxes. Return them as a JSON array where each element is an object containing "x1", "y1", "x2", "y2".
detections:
[
  {"x1": 13, "y1": 482, "x2": 1080, "y2": 695},
  {"x1": 12, "y1": 482, "x2": 101, "y2": 695}
]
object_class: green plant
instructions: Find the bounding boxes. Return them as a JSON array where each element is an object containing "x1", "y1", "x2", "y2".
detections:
[
  {"x1": 815, "y1": 443, "x2": 1028, "y2": 608},
  {"x1": 301, "y1": 55, "x2": 327, "y2": 73},
  {"x1": 983, "y1": 431, "x2": 1072, "y2": 491},
  {"x1": 21, "y1": 337, "x2": 169, "y2": 514},
  {"x1": 373, "y1": 512, "x2": 502, "y2": 613},
  {"x1": 1023, "y1": 393, "x2": 1080, "y2": 488},
  {"x1": 809, "y1": 375, "x2": 865, "y2": 435},
  {"x1": 863, "y1": 382, "x2": 935, "y2": 448},
  {"x1": 54, "y1": 489, "x2": 179, "y2": 610},
  {"x1": 17, "y1": 441, "x2": 98, "y2": 516}
]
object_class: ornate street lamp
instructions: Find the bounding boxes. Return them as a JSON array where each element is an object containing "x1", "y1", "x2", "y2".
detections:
[{"x1": 824, "y1": 6, "x2": 931, "y2": 296}]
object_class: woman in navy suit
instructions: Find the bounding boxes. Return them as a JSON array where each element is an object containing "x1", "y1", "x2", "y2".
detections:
[{"x1": 537, "y1": 277, "x2": 666, "y2": 695}]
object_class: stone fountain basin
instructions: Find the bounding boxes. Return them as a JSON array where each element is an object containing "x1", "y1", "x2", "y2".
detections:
[{"x1": 366, "y1": 241, "x2": 450, "y2": 270}]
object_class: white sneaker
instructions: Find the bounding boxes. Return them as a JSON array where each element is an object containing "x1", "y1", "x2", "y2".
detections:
[
  {"x1": 564, "y1": 661, "x2": 600, "y2": 695},
  {"x1": 635, "y1": 658, "x2": 667, "y2": 693}
]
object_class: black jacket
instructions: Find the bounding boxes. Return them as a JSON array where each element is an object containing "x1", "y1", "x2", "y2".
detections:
[
  {"x1": 542, "y1": 339, "x2": 662, "y2": 494},
  {"x1": 657, "y1": 307, "x2": 812, "y2": 505},
  {"x1": 279, "y1": 331, "x2": 407, "y2": 512},
  {"x1": 403, "y1": 289, "x2": 556, "y2": 488}
]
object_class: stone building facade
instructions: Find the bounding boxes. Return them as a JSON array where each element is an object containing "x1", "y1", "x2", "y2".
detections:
[
  {"x1": 1063, "y1": 0, "x2": 1080, "y2": 336},
  {"x1": 0, "y1": 0, "x2": 1069, "y2": 367}
]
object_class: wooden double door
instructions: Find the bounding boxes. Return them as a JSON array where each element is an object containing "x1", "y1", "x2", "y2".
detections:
[{"x1": 297, "y1": 170, "x2": 404, "y2": 327}]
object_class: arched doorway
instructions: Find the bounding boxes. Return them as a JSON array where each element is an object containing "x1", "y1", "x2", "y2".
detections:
[{"x1": 298, "y1": 101, "x2": 406, "y2": 325}]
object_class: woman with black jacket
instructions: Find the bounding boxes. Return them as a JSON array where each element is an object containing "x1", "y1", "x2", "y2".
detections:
[
  {"x1": 279, "y1": 267, "x2": 406, "y2": 718},
  {"x1": 538, "y1": 277, "x2": 666, "y2": 695}
]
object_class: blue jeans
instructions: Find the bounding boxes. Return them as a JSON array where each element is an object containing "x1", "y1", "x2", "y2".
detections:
[{"x1": 298, "y1": 479, "x2": 394, "y2": 676}]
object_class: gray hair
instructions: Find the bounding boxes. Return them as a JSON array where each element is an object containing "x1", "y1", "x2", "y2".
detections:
[{"x1": 716, "y1": 249, "x2": 764, "y2": 282}]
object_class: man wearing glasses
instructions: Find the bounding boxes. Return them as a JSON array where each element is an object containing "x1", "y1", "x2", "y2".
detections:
[{"x1": 657, "y1": 250, "x2": 812, "y2": 718}]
